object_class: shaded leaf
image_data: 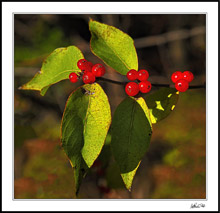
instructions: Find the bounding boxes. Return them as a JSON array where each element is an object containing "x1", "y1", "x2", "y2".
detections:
[
  {"x1": 111, "y1": 97, "x2": 152, "y2": 190},
  {"x1": 89, "y1": 20, "x2": 138, "y2": 75},
  {"x1": 96, "y1": 131, "x2": 112, "y2": 168},
  {"x1": 20, "y1": 46, "x2": 84, "y2": 96},
  {"x1": 144, "y1": 88, "x2": 179, "y2": 124},
  {"x1": 106, "y1": 163, "x2": 125, "y2": 189},
  {"x1": 61, "y1": 83, "x2": 111, "y2": 193}
]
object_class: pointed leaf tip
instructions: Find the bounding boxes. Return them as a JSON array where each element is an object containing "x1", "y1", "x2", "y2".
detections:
[
  {"x1": 111, "y1": 97, "x2": 152, "y2": 190},
  {"x1": 20, "y1": 46, "x2": 84, "y2": 95},
  {"x1": 61, "y1": 83, "x2": 111, "y2": 193}
]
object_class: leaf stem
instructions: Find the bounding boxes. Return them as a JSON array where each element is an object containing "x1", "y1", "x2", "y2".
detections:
[{"x1": 97, "y1": 77, "x2": 206, "y2": 89}]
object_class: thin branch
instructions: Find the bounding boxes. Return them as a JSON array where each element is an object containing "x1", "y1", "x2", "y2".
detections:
[
  {"x1": 97, "y1": 77, "x2": 206, "y2": 89},
  {"x1": 97, "y1": 77, "x2": 126, "y2": 85},
  {"x1": 73, "y1": 26, "x2": 206, "y2": 54},
  {"x1": 134, "y1": 26, "x2": 205, "y2": 48}
]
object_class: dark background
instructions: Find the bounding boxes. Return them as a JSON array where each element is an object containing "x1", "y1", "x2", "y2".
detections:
[{"x1": 14, "y1": 14, "x2": 206, "y2": 199}]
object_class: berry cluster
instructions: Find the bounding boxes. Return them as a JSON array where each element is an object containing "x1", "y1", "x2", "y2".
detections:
[
  {"x1": 171, "y1": 71, "x2": 194, "y2": 92},
  {"x1": 125, "y1": 69, "x2": 151, "y2": 96},
  {"x1": 69, "y1": 59, "x2": 106, "y2": 84}
]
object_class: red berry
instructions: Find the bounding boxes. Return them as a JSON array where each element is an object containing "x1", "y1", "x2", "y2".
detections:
[
  {"x1": 126, "y1": 69, "x2": 138, "y2": 81},
  {"x1": 92, "y1": 63, "x2": 106, "y2": 77},
  {"x1": 125, "y1": 82, "x2": 139, "y2": 96},
  {"x1": 82, "y1": 72, "x2": 96, "y2": 84},
  {"x1": 139, "y1": 81, "x2": 152, "y2": 93},
  {"x1": 171, "y1": 71, "x2": 182, "y2": 83},
  {"x1": 84, "y1": 61, "x2": 93, "y2": 73},
  {"x1": 138, "y1": 69, "x2": 149, "y2": 81},
  {"x1": 77, "y1": 59, "x2": 88, "y2": 70},
  {"x1": 182, "y1": 71, "x2": 194, "y2": 82},
  {"x1": 175, "y1": 79, "x2": 189, "y2": 92},
  {"x1": 69, "y1": 72, "x2": 79, "y2": 83}
]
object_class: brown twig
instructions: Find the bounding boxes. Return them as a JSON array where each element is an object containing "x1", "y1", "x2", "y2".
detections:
[{"x1": 97, "y1": 77, "x2": 206, "y2": 89}]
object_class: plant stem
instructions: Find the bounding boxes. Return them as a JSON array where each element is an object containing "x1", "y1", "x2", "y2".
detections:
[{"x1": 97, "y1": 77, "x2": 206, "y2": 89}]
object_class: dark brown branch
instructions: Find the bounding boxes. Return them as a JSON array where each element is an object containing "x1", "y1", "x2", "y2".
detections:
[
  {"x1": 97, "y1": 77, "x2": 206, "y2": 89},
  {"x1": 97, "y1": 77, "x2": 126, "y2": 85}
]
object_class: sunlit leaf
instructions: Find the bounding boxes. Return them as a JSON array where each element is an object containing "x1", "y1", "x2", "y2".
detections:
[
  {"x1": 144, "y1": 88, "x2": 179, "y2": 124},
  {"x1": 61, "y1": 83, "x2": 111, "y2": 193},
  {"x1": 89, "y1": 20, "x2": 138, "y2": 75},
  {"x1": 20, "y1": 46, "x2": 84, "y2": 96}
]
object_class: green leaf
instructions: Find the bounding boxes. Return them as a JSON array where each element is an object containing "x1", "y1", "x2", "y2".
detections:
[
  {"x1": 111, "y1": 97, "x2": 152, "y2": 190},
  {"x1": 144, "y1": 88, "x2": 179, "y2": 124},
  {"x1": 89, "y1": 20, "x2": 138, "y2": 75},
  {"x1": 106, "y1": 163, "x2": 125, "y2": 189},
  {"x1": 20, "y1": 46, "x2": 84, "y2": 96},
  {"x1": 61, "y1": 83, "x2": 111, "y2": 193}
]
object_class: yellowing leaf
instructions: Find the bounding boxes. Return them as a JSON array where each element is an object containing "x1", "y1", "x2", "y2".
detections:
[
  {"x1": 20, "y1": 46, "x2": 84, "y2": 95},
  {"x1": 61, "y1": 83, "x2": 111, "y2": 193},
  {"x1": 89, "y1": 20, "x2": 138, "y2": 75}
]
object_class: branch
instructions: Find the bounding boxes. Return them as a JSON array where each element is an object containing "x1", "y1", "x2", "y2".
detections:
[
  {"x1": 97, "y1": 77, "x2": 206, "y2": 89},
  {"x1": 134, "y1": 26, "x2": 205, "y2": 48}
]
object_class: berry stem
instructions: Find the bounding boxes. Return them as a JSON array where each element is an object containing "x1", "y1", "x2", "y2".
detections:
[
  {"x1": 97, "y1": 77, "x2": 127, "y2": 85},
  {"x1": 97, "y1": 77, "x2": 206, "y2": 89}
]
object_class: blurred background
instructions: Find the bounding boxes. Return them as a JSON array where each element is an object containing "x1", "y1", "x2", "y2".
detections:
[{"x1": 14, "y1": 14, "x2": 206, "y2": 199}]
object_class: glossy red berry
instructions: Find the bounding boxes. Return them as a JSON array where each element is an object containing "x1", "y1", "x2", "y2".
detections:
[
  {"x1": 139, "y1": 81, "x2": 152, "y2": 93},
  {"x1": 82, "y1": 72, "x2": 96, "y2": 84},
  {"x1": 126, "y1": 69, "x2": 138, "y2": 81},
  {"x1": 175, "y1": 79, "x2": 189, "y2": 92},
  {"x1": 138, "y1": 69, "x2": 149, "y2": 81},
  {"x1": 77, "y1": 59, "x2": 88, "y2": 70},
  {"x1": 84, "y1": 61, "x2": 93, "y2": 73},
  {"x1": 69, "y1": 72, "x2": 79, "y2": 83},
  {"x1": 182, "y1": 71, "x2": 194, "y2": 82},
  {"x1": 125, "y1": 82, "x2": 139, "y2": 96},
  {"x1": 92, "y1": 63, "x2": 106, "y2": 77},
  {"x1": 171, "y1": 71, "x2": 182, "y2": 83}
]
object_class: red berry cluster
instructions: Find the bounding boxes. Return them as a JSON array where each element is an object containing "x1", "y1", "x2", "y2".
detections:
[
  {"x1": 69, "y1": 59, "x2": 106, "y2": 84},
  {"x1": 125, "y1": 69, "x2": 151, "y2": 96},
  {"x1": 171, "y1": 71, "x2": 194, "y2": 92}
]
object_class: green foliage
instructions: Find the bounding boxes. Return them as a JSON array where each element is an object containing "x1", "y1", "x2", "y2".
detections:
[
  {"x1": 144, "y1": 88, "x2": 179, "y2": 124},
  {"x1": 20, "y1": 46, "x2": 84, "y2": 96},
  {"x1": 97, "y1": 132, "x2": 112, "y2": 168},
  {"x1": 111, "y1": 97, "x2": 152, "y2": 190},
  {"x1": 61, "y1": 83, "x2": 111, "y2": 193},
  {"x1": 106, "y1": 163, "x2": 125, "y2": 189},
  {"x1": 89, "y1": 19, "x2": 138, "y2": 75},
  {"x1": 19, "y1": 19, "x2": 181, "y2": 194}
]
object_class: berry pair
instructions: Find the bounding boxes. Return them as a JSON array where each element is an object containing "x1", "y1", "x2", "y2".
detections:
[
  {"x1": 69, "y1": 59, "x2": 106, "y2": 84},
  {"x1": 171, "y1": 71, "x2": 194, "y2": 92},
  {"x1": 125, "y1": 69, "x2": 152, "y2": 96}
]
